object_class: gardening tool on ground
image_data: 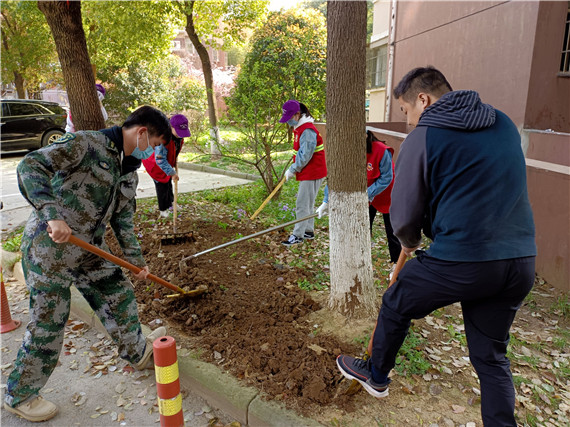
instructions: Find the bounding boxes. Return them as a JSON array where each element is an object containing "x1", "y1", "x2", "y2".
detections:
[
  {"x1": 179, "y1": 212, "x2": 318, "y2": 272},
  {"x1": 249, "y1": 176, "x2": 287, "y2": 220},
  {"x1": 68, "y1": 235, "x2": 206, "y2": 298},
  {"x1": 159, "y1": 167, "x2": 194, "y2": 246},
  {"x1": 344, "y1": 249, "x2": 408, "y2": 395}
]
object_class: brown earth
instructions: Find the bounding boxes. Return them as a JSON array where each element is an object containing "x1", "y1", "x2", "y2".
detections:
[{"x1": 107, "y1": 200, "x2": 570, "y2": 426}]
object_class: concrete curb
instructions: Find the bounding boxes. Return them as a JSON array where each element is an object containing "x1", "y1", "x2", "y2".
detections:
[
  {"x1": 177, "y1": 161, "x2": 260, "y2": 182},
  {"x1": 68, "y1": 284, "x2": 323, "y2": 427}
]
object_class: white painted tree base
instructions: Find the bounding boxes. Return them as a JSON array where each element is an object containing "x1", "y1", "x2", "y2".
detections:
[{"x1": 328, "y1": 191, "x2": 378, "y2": 318}]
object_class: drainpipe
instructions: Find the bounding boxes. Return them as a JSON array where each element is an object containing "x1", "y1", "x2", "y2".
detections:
[{"x1": 385, "y1": 0, "x2": 398, "y2": 122}]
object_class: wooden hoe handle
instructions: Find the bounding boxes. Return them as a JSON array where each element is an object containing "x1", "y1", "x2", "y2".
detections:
[
  {"x1": 250, "y1": 176, "x2": 287, "y2": 220},
  {"x1": 367, "y1": 249, "x2": 409, "y2": 356},
  {"x1": 68, "y1": 235, "x2": 185, "y2": 294}
]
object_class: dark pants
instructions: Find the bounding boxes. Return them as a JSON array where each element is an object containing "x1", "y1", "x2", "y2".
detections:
[
  {"x1": 154, "y1": 180, "x2": 173, "y2": 211},
  {"x1": 369, "y1": 206, "x2": 401, "y2": 263},
  {"x1": 371, "y1": 251, "x2": 535, "y2": 426}
]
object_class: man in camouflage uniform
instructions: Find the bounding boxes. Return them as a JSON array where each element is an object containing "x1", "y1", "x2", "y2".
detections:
[{"x1": 4, "y1": 105, "x2": 172, "y2": 422}]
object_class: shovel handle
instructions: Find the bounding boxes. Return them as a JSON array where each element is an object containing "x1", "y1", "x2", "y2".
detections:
[
  {"x1": 367, "y1": 249, "x2": 409, "y2": 356},
  {"x1": 68, "y1": 235, "x2": 185, "y2": 294},
  {"x1": 173, "y1": 166, "x2": 178, "y2": 232},
  {"x1": 389, "y1": 249, "x2": 407, "y2": 287},
  {"x1": 250, "y1": 176, "x2": 287, "y2": 220}
]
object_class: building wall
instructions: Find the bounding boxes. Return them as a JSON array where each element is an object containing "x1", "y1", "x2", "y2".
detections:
[
  {"x1": 368, "y1": 0, "x2": 391, "y2": 123},
  {"x1": 389, "y1": 1, "x2": 539, "y2": 128},
  {"x1": 368, "y1": 89, "x2": 386, "y2": 122},
  {"x1": 525, "y1": 1, "x2": 570, "y2": 133}
]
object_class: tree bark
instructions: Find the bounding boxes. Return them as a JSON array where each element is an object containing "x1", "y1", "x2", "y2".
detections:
[
  {"x1": 13, "y1": 71, "x2": 25, "y2": 99},
  {"x1": 326, "y1": 1, "x2": 376, "y2": 318},
  {"x1": 184, "y1": 1, "x2": 221, "y2": 157},
  {"x1": 38, "y1": 0, "x2": 103, "y2": 131}
]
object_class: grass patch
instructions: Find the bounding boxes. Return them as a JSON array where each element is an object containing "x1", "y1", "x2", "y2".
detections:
[
  {"x1": 394, "y1": 327, "x2": 431, "y2": 376},
  {"x1": 2, "y1": 226, "x2": 24, "y2": 252},
  {"x1": 549, "y1": 295, "x2": 570, "y2": 318}
]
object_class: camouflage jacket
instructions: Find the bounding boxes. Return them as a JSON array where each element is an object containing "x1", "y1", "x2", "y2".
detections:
[{"x1": 17, "y1": 131, "x2": 145, "y2": 267}]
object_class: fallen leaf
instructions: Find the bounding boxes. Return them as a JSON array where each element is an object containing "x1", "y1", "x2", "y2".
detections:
[{"x1": 451, "y1": 404, "x2": 465, "y2": 414}]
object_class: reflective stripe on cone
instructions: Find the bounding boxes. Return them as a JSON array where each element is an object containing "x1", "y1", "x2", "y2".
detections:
[{"x1": 154, "y1": 336, "x2": 183, "y2": 427}]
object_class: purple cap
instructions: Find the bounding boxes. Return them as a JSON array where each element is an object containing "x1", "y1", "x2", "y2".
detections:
[
  {"x1": 170, "y1": 114, "x2": 191, "y2": 138},
  {"x1": 279, "y1": 100, "x2": 300, "y2": 123},
  {"x1": 95, "y1": 84, "x2": 106, "y2": 97}
]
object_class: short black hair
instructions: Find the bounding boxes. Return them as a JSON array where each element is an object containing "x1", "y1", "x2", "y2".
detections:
[
  {"x1": 123, "y1": 105, "x2": 172, "y2": 141},
  {"x1": 393, "y1": 66, "x2": 453, "y2": 103}
]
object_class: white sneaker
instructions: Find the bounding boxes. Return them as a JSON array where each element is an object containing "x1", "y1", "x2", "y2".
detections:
[
  {"x1": 159, "y1": 210, "x2": 169, "y2": 218},
  {"x1": 389, "y1": 264, "x2": 396, "y2": 281},
  {"x1": 134, "y1": 326, "x2": 167, "y2": 370}
]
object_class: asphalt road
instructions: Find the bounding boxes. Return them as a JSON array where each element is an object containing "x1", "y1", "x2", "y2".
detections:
[{"x1": 0, "y1": 151, "x2": 256, "y2": 233}]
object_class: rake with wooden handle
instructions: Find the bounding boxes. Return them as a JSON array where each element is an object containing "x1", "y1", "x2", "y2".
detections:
[
  {"x1": 250, "y1": 176, "x2": 287, "y2": 220},
  {"x1": 68, "y1": 235, "x2": 205, "y2": 298},
  {"x1": 344, "y1": 249, "x2": 408, "y2": 395}
]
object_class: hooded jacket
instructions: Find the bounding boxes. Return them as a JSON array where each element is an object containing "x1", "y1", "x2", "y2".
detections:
[{"x1": 390, "y1": 90, "x2": 536, "y2": 262}]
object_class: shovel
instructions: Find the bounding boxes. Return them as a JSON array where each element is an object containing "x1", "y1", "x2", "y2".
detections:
[
  {"x1": 159, "y1": 167, "x2": 194, "y2": 246},
  {"x1": 344, "y1": 249, "x2": 408, "y2": 395},
  {"x1": 68, "y1": 235, "x2": 206, "y2": 298},
  {"x1": 179, "y1": 213, "x2": 318, "y2": 272}
]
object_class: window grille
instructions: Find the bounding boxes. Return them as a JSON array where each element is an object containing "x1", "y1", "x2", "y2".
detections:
[
  {"x1": 367, "y1": 45, "x2": 387, "y2": 89},
  {"x1": 560, "y1": 8, "x2": 570, "y2": 73}
]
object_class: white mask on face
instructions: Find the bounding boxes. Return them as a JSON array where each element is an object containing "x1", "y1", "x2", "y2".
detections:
[{"x1": 131, "y1": 131, "x2": 154, "y2": 160}]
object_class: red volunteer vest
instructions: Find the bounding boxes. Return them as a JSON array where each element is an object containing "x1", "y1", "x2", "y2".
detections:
[
  {"x1": 293, "y1": 123, "x2": 327, "y2": 181},
  {"x1": 367, "y1": 140, "x2": 395, "y2": 213},
  {"x1": 142, "y1": 138, "x2": 183, "y2": 183}
]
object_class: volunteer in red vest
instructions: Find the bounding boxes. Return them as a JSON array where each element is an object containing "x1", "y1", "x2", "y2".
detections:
[
  {"x1": 365, "y1": 129, "x2": 401, "y2": 269},
  {"x1": 279, "y1": 100, "x2": 327, "y2": 246},
  {"x1": 142, "y1": 114, "x2": 190, "y2": 217},
  {"x1": 315, "y1": 130, "x2": 401, "y2": 275}
]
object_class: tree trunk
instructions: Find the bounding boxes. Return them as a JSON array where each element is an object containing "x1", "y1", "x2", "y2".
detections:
[
  {"x1": 326, "y1": 1, "x2": 376, "y2": 318},
  {"x1": 13, "y1": 71, "x2": 25, "y2": 99},
  {"x1": 38, "y1": 0, "x2": 103, "y2": 131},
  {"x1": 185, "y1": 1, "x2": 221, "y2": 157}
]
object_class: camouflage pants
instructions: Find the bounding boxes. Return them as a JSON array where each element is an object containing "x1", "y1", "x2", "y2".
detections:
[{"x1": 5, "y1": 244, "x2": 146, "y2": 407}]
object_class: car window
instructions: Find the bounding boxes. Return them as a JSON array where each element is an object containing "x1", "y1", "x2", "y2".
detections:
[
  {"x1": 35, "y1": 104, "x2": 53, "y2": 115},
  {"x1": 7, "y1": 103, "x2": 42, "y2": 116},
  {"x1": 1, "y1": 102, "x2": 8, "y2": 118}
]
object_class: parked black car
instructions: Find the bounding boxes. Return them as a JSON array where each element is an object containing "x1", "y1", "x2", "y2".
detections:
[{"x1": 1, "y1": 99, "x2": 67, "y2": 153}]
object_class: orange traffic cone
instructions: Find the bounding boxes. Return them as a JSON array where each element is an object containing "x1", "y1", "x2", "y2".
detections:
[
  {"x1": 154, "y1": 336, "x2": 184, "y2": 427},
  {"x1": 1, "y1": 268, "x2": 22, "y2": 334}
]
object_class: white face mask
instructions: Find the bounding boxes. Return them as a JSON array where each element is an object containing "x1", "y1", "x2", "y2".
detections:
[{"x1": 131, "y1": 131, "x2": 154, "y2": 160}]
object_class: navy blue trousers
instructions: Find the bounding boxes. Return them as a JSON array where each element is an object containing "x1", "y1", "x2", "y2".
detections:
[{"x1": 371, "y1": 251, "x2": 535, "y2": 426}]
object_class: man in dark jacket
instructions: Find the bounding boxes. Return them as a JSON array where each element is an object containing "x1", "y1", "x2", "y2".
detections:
[{"x1": 336, "y1": 67, "x2": 536, "y2": 426}]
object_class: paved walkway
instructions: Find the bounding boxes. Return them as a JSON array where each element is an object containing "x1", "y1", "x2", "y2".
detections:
[
  {"x1": 0, "y1": 161, "x2": 258, "y2": 233},
  {"x1": 0, "y1": 274, "x2": 236, "y2": 427}
]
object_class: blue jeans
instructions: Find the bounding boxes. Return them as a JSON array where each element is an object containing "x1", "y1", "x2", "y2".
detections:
[{"x1": 371, "y1": 251, "x2": 535, "y2": 426}]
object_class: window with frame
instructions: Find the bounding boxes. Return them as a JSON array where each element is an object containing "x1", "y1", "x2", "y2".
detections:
[
  {"x1": 367, "y1": 45, "x2": 387, "y2": 89},
  {"x1": 560, "y1": 6, "x2": 570, "y2": 74}
]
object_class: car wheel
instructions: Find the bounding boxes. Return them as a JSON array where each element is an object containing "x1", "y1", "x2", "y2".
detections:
[{"x1": 42, "y1": 130, "x2": 64, "y2": 147}]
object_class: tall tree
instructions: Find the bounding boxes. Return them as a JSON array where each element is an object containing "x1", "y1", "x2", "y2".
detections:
[
  {"x1": 227, "y1": 8, "x2": 326, "y2": 192},
  {"x1": 38, "y1": 0, "x2": 103, "y2": 131},
  {"x1": 1, "y1": 1, "x2": 59, "y2": 98},
  {"x1": 178, "y1": 0, "x2": 268, "y2": 156},
  {"x1": 326, "y1": 1, "x2": 376, "y2": 317},
  {"x1": 81, "y1": 0, "x2": 182, "y2": 80}
]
